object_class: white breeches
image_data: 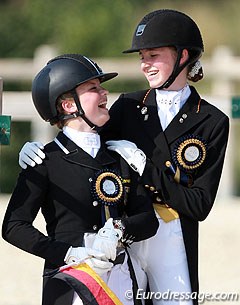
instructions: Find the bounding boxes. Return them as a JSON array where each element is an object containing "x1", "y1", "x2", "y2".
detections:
[{"x1": 129, "y1": 217, "x2": 193, "y2": 305}]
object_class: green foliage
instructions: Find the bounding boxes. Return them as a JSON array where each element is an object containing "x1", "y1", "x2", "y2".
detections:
[
  {"x1": 3, "y1": 81, "x2": 31, "y2": 92},
  {"x1": 0, "y1": 0, "x2": 148, "y2": 58},
  {"x1": 0, "y1": 0, "x2": 239, "y2": 58},
  {"x1": 0, "y1": 1, "x2": 53, "y2": 57}
]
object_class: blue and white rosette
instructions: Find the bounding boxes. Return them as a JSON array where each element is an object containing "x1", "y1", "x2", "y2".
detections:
[
  {"x1": 172, "y1": 134, "x2": 207, "y2": 172},
  {"x1": 90, "y1": 169, "x2": 124, "y2": 224}
]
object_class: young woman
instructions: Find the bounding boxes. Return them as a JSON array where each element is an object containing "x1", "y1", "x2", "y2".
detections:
[
  {"x1": 2, "y1": 54, "x2": 158, "y2": 305},
  {"x1": 104, "y1": 9, "x2": 229, "y2": 305}
]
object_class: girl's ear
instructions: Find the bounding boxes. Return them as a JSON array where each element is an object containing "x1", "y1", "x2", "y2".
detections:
[
  {"x1": 180, "y1": 49, "x2": 189, "y2": 65},
  {"x1": 61, "y1": 100, "x2": 77, "y2": 113}
]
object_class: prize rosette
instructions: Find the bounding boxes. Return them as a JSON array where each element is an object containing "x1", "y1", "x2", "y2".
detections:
[
  {"x1": 172, "y1": 135, "x2": 207, "y2": 172},
  {"x1": 90, "y1": 169, "x2": 124, "y2": 207}
]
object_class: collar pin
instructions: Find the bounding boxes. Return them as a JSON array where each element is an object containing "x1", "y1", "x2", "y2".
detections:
[{"x1": 141, "y1": 106, "x2": 148, "y2": 115}]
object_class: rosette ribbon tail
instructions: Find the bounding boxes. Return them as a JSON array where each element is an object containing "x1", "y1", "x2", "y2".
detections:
[{"x1": 165, "y1": 161, "x2": 189, "y2": 187}]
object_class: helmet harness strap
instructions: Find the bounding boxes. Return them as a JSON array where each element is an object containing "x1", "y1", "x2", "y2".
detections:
[
  {"x1": 158, "y1": 48, "x2": 183, "y2": 90},
  {"x1": 158, "y1": 47, "x2": 201, "y2": 90},
  {"x1": 70, "y1": 90, "x2": 100, "y2": 132},
  {"x1": 57, "y1": 90, "x2": 99, "y2": 131}
]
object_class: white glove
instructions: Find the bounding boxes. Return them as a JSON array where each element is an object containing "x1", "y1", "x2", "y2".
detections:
[
  {"x1": 92, "y1": 218, "x2": 122, "y2": 261},
  {"x1": 64, "y1": 246, "x2": 106, "y2": 264},
  {"x1": 19, "y1": 141, "x2": 45, "y2": 169},
  {"x1": 64, "y1": 246, "x2": 113, "y2": 276},
  {"x1": 106, "y1": 140, "x2": 146, "y2": 176},
  {"x1": 85, "y1": 257, "x2": 113, "y2": 276}
]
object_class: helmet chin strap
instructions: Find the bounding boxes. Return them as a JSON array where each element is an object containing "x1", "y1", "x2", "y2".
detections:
[
  {"x1": 157, "y1": 49, "x2": 184, "y2": 90},
  {"x1": 157, "y1": 48, "x2": 197, "y2": 91},
  {"x1": 61, "y1": 90, "x2": 101, "y2": 133}
]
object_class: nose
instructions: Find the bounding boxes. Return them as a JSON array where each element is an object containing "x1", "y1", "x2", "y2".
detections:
[
  {"x1": 141, "y1": 60, "x2": 151, "y2": 71},
  {"x1": 100, "y1": 86, "x2": 109, "y2": 95}
]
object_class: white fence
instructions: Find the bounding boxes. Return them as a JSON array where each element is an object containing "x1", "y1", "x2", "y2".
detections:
[{"x1": 1, "y1": 44, "x2": 240, "y2": 96}]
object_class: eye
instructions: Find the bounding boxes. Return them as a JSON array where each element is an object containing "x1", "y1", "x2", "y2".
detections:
[
  {"x1": 90, "y1": 86, "x2": 97, "y2": 91},
  {"x1": 139, "y1": 52, "x2": 144, "y2": 60}
]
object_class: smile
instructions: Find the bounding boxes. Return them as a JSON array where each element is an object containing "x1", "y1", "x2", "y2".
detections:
[
  {"x1": 147, "y1": 70, "x2": 158, "y2": 77},
  {"x1": 98, "y1": 101, "x2": 107, "y2": 108}
]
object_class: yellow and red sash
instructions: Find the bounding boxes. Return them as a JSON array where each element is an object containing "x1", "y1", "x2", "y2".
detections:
[{"x1": 53, "y1": 263, "x2": 123, "y2": 305}]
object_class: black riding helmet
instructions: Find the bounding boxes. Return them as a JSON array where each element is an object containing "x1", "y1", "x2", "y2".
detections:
[
  {"x1": 32, "y1": 54, "x2": 118, "y2": 128},
  {"x1": 123, "y1": 9, "x2": 204, "y2": 89}
]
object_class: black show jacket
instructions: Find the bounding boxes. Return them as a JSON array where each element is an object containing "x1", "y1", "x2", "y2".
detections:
[
  {"x1": 2, "y1": 132, "x2": 158, "y2": 305},
  {"x1": 102, "y1": 86, "x2": 229, "y2": 302}
]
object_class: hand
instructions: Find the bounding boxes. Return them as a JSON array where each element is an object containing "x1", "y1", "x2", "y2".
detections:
[
  {"x1": 64, "y1": 246, "x2": 106, "y2": 264},
  {"x1": 64, "y1": 246, "x2": 113, "y2": 276},
  {"x1": 85, "y1": 257, "x2": 113, "y2": 276},
  {"x1": 19, "y1": 141, "x2": 45, "y2": 169},
  {"x1": 92, "y1": 218, "x2": 122, "y2": 261},
  {"x1": 106, "y1": 140, "x2": 146, "y2": 176}
]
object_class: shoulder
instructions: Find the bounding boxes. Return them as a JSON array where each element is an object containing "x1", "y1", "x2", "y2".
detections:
[
  {"x1": 201, "y1": 99, "x2": 228, "y2": 119},
  {"x1": 118, "y1": 89, "x2": 150, "y2": 101},
  {"x1": 191, "y1": 86, "x2": 229, "y2": 121},
  {"x1": 110, "y1": 89, "x2": 151, "y2": 113},
  {"x1": 43, "y1": 132, "x2": 69, "y2": 153},
  {"x1": 200, "y1": 99, "x2": 229, "y2": 129},
  {"x1": 43, "y1": 140, "x2": 59, "y2": 155},
  {"x1": 41, "y1": 134, "x2": 66, "y2": 162}
]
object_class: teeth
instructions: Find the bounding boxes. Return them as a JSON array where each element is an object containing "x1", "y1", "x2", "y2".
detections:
[
  {"x1": 99, "y1": 101, "x2": 107, "y2": 107},
  {"x1": 148, "y1": 71, "x2": 158, "y2": 76}
]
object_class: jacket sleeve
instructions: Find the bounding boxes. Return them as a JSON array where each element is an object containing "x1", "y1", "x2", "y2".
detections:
[
  {"x1": 2, "y1": 164, "x2": 70, "y2": 267},
  {"x1": 140, "y1": 115, "x2": 229, "y2": 221},
  {"x1": 119, "y1": 167, "x2": 159, "y2": 242}
]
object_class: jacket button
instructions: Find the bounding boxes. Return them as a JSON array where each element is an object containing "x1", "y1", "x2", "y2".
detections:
[
  {"x1": 93, "y1": 225, "x2": 98, "y2": 231},
  {"x1": 93, "y1": 201, "x2": 98, "y2": 206},
  {"x1": 150, "y1": 186, "x2": 155, "y2": 191}
]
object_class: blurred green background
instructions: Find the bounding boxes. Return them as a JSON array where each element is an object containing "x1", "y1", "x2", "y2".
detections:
[{"x1": 0, "y1": 0, "x2": 240, "y2": 194}]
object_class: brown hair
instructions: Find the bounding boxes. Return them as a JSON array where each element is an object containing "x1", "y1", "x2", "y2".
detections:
[{"x1": 55, "y1": 92, "x2": 74, "y2": 129}]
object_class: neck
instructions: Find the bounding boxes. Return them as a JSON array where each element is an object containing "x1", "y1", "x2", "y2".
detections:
[
  {"x1": 163, "y1": 66, "x2": 188, "y2": 91},
  {"x1": 165, "y1": 81, "x2": 188, "y2": 91},
  {"x1": 64, "y1": 118, "x2": 97, "y2": 133},
  {"x1": 160, "y1": 83, "x2": 189, "y2": 94}
]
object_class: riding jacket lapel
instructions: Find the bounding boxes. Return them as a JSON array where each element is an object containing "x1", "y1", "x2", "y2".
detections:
[
  {"x1": 138, "y1": 89, "x2": 162, "y2": 139},
  {"x1": 136, "y1": 87, "x2": 209, "y2": 166},
  {"x1": 164, "y1": 87, "x2": 209, "y2": 143},
  {"x1": 55, "y1": 132, "x2": 116, "y2": 170},
  {"x1": 142, "y1": 86, "x2": 209, "y2": 146}
]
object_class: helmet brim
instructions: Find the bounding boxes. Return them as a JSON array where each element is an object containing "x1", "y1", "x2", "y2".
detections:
[
  {"x1": 73, "y1": 72, "x2": 118, "y2": 88},
  {"x1": 98, "y1": 72, "x2": 118, "y2": 83},
  {"x1": 122, "y1": 48, "x2": 140, "y2": 54}
]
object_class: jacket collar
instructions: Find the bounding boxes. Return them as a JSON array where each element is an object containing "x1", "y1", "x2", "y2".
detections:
[
  {"x1": 55, "y1": 132, "x2": 116, "y2": 170},
  {"x1": 139, "y1": 86, "x2": 209, "y2": 145}
]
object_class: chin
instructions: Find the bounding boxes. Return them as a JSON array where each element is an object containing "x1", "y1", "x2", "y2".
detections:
[
  {"x1": 150, "y1": 84, "x2": 161, "y2": 89},
  {"x1": 97, "y1": 115, "x2": 110, "y2": 127},
  {"x1": 148, "y1": 80, "x2": 163, "y2": 89}
]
